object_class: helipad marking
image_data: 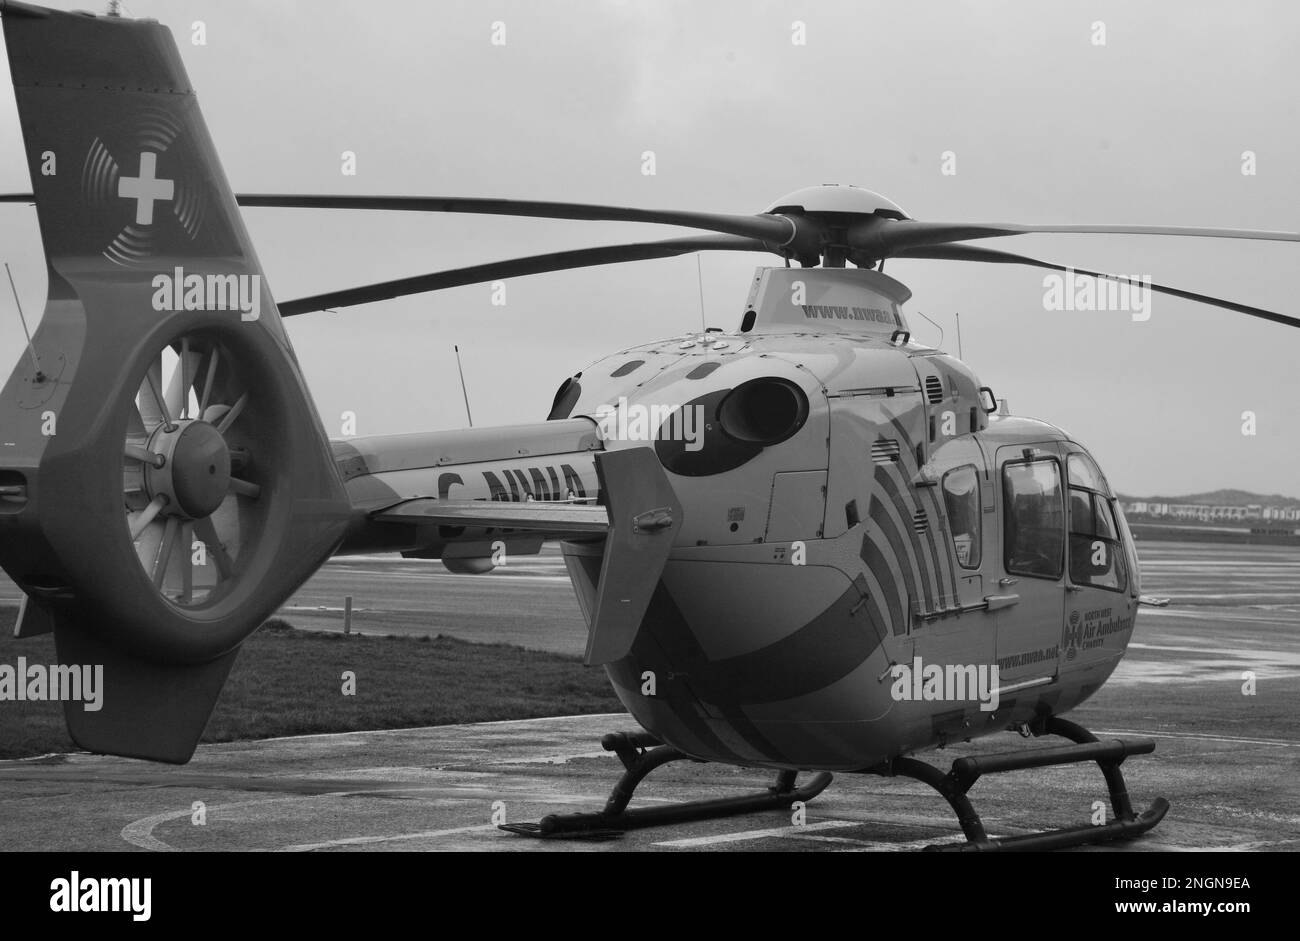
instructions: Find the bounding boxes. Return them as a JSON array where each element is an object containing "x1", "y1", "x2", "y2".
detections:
[{"x1": 121, "y1": 798, "x2": 291, "y2": 851}]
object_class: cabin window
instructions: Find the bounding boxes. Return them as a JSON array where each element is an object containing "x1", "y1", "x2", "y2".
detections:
[
  {"x1": 942, "y1": 464, "x2": 981, "y2": 569},
  {"x1": 1068, "y1": 488, "x2": 1128, "y2": 592},
  {"x1": 1003, "y1": 459, "x2": 1064, "y2": 579}
]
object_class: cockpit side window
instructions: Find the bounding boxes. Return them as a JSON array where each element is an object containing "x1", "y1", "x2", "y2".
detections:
[
  {"x1": 1113, "y1": 501, "x2": 1141, "y2": 596},
  {"x1": 1003, "y1": 459, "x2": 1064, "y2": 579},
  {"x1": 1068, "y1": 483, "x2": 1128, "y2": 592},
  {"x1": 1067, "y1": 452, "x2": 1110, "y2": 495}
]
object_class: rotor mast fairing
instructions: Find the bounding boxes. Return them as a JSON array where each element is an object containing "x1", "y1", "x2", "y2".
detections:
[{"x1": 739, "y1": 266, "x2": 912, "y2": 337}]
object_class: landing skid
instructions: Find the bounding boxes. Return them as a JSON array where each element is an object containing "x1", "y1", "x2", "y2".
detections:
[
  {"x1": 498, "y1": 731, "x2": 834, "y2": 840},
  {"x1": 868, "y1": 715, "x2": 1169, "y2": 851}
]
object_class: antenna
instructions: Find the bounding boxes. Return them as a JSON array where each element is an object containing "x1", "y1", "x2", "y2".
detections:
[
  {"x1": 453, "y1": 344, "x2": 473, "y2": 427},
  {"x1": 914, "y1": 309, "x2": 944, "y2": 351},
  {"x1": 5, "y1": 263, "x2": 43, "y2": 382},
  {"x1": 695, "y1": 254, "x2": 706, "y2": 333},
  {"x1": 955, "y1": 311, "x2": 963, "y2": 359}
]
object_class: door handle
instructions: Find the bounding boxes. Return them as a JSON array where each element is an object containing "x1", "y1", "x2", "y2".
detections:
[
  {"x1": 984, "y1": 594, "x2": 1019, "y2": 611},
  {"x1": 998, "y1": 577, "x2": 1018, "y2": 587}
]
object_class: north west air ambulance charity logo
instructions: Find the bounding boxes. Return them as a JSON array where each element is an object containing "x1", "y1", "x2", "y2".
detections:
[
  {"x1": 78, "y1": 105, "x2": 236, "y2": 267},
  {"x1": 1064, "y1": 609, "x2": 1082, "y2": 661}
]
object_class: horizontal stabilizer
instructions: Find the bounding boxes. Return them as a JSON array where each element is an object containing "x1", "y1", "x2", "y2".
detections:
[{"x1": 374, "y1": 499, "x2": 608, "y2": 534}]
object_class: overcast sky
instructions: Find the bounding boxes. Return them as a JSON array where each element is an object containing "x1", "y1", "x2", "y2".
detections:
[{"x1": 2, "y1": 0, "x2": 1298, "y2": 498}]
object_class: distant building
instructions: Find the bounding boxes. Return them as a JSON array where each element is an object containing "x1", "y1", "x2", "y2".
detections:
[{"x1": 1123, "y1": 499, "x2": 1299, "y2": 524}]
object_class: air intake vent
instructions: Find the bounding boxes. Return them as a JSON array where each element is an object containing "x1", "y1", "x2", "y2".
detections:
[
  {"x1": 871, "y1": 439, "x2": 901, "y2": 465},
  {"x1": 925, "y1": 375, "x2": 944, "y2": 404},
  {"x1": 610, "y1": 359, "x2": 644, "y2": 378},
  {"x1": 912, "y1": 508, "x2": 929, "y2": 534}
]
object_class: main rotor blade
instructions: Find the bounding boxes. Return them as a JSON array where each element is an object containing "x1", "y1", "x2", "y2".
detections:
[
  {"x1": 3, "y1": 189, "x2": 797, "y2": 244},
  {"x1": 14, "y1": 188, "x2": 1298, "y2": 261},
  {"x1": 858, "y1": 217, "x2": 1300, "y2": 256},
  {"x1": 234, "y1": 194, "x2": 797, "y2": 245},
  {"x1": 278, "y1": 235, "x2": 774, "y2": 316},
  {"x1": 10, "y1": 189, "x2": 1298, "y2": 252},
  {"x1": 894, "y1": 243, "x2": 1300, "y2": 329}
]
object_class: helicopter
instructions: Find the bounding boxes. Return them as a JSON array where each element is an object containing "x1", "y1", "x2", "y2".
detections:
[{"x1": 2, "y1": 1, "x2": 1298, "y2": 851}]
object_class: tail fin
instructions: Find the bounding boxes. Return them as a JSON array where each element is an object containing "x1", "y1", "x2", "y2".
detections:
[{"x1": 0, "y1": 2, "x2": 350, "y2": 761}]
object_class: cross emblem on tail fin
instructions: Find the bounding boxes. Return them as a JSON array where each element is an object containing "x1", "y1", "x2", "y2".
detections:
[{"x1": 117, "y1": 152, "x2": 174, "y2": 225}]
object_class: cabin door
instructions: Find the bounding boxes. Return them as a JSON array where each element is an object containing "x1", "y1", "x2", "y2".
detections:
[{"x1": 990, "y1": 443, "x2": 1068, "y2": 687}]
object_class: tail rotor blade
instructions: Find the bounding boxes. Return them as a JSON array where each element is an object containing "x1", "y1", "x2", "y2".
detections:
[
  {"x1": 138, "y1": 356, "x2": 166, "y2": 429},
  {"x1": 164, "y1": 344, "x2": 201, "y2": 420}
]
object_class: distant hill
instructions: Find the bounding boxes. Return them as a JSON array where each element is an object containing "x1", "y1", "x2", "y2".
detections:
[{"x1": 1117, "y1": 489, "x2": 1300, "y2": 507}]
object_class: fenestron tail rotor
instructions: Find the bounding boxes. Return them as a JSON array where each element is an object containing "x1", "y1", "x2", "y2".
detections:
[{"x1": 122, "y1": 332, "x2": 270, "y2": 608}]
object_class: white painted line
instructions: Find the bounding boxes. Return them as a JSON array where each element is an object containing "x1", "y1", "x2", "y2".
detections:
[
  {"x1": 1096, "y1": 728, "x2": 1300, "y2": 748},
  {"x1": 311, "y1": 570, "x2": 568, "y2": 583},
  {"x1": 797, "y1": 834, "x2": 946, "y2": 851},
  {"x1": 1161, "y1": 838, "x2": 1300, "y2": 852},
  {"x1": 281, "y1": 823, "x2": 498, "y2": 852},
  {"x1": 653, "y1": 819, "x2": 856, "y2": 848},
  {"x1": 485, "y1": 751, "x2": 613, "y2": 765},
  {"x1": 212, "y1": 712, "x2": 631, "y2": 749},
  {"x1": 1139, "y1": 561, "x2": 1300, "y2": 567},
  {"x1": 1146, "y1": 591, "x2": 1300, "y2": 598},
  {"x1": 1137, "y1": 609, "x2": 1299, "y2": 624}
]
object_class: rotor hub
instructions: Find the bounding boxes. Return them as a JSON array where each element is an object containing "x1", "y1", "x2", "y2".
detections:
[
  {"x1": 144, "y1": 419, "x2": 232, "y2": 519},
  {"x1": 766, "y1": 184, "x2": 909, "y2": 220},
  {"x1": 764, "y1": 185, "x2": 911, "y2": 266}
]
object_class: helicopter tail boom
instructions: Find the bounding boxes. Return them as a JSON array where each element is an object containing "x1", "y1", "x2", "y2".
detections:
[{"x1": 333, "y1": 425, "x2": 683, "y2": 666}]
